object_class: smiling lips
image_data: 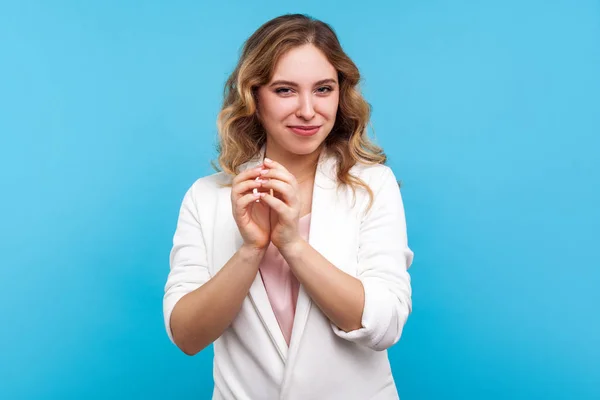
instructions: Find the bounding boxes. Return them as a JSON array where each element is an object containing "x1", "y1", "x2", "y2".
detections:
[{"x1": 288, "y1": 125, "x2": 321, "y2": 136}]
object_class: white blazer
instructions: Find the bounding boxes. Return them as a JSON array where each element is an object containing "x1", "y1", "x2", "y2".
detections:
[{"x1": 164, "y1": 148, "x2": 414, "y2": 400}]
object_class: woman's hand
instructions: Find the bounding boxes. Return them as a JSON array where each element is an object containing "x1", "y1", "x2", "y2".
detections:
[
  {"x1": 258, "y1": 158, "x2": 303, "y2": 251},
  {"x1": 231, "y1": 167, "x2": 271, "y2": 250}
]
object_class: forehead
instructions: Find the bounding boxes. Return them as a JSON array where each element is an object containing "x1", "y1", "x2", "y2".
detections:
[{"x1": 270, "y1": 44, "x2": 337, "y2": 83}]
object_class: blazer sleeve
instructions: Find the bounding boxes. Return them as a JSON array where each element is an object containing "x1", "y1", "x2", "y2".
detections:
[
  {"x1": 163, "y1": 183, "x2": 211, "y2": 344},
  {"x1": 332, "y1": 166, "x2": 414, "y2": 351}
]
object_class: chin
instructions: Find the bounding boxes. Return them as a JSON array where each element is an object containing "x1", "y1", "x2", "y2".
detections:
[{"x1": 285, "y1": 138, "x2": 326, "y2": 156}]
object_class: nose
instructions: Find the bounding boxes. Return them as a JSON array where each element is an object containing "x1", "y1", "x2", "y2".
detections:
[{"x1": 295, "y1": 93, "x2": 316, "y2": 120}]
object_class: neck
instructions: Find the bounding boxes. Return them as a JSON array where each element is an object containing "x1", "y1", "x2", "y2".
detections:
[{"x1": 264, "y1": 142, "x2": 323, "y2": 183}]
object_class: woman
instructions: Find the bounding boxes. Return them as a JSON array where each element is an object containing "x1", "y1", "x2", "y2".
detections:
[{"x1": 163, "y1": 14, "x2": 414, "y2": 400}]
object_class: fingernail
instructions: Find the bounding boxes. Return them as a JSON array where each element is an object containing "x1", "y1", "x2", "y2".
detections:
[
  {"x1": 264, "y1": 158, "x2": 272, "y2": 164},
  {"x1": 260, "y1": 169, "x2": 269, "y2": 175}
]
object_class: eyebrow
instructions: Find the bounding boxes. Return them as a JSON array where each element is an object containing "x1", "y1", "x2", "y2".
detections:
[{"x1": 269, "y1": 78, "x2": 338, "y2": 87}]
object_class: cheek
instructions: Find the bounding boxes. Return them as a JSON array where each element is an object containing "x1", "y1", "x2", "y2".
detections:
[
  {"x1": 261, "y1": 98, "x2": 297, "y2": 122},
  {"x1": 320, "y1": 97, "x2": 340, "y2": 121}
]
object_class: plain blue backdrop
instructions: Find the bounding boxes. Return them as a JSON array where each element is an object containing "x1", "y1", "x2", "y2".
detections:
[{"x1": 1, "y1": 0, "x2": 599, "y2": 399}]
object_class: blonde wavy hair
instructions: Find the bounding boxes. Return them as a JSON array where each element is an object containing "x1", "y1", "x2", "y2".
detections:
[{"x1": 214, "y1": 14, "x2": 388, "y2": 203}]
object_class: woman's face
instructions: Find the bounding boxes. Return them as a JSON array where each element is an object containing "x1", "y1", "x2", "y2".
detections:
[{"x1": 256, "y1": 44, "x2": 340, "y2": 158}]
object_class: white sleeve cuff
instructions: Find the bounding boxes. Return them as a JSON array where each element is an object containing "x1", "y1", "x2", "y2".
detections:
[
  {"x1": 164, "y1": 292, "x2": 188, "y2": 344},
  {"x1": 332, "y1": 279, "x2": 405, "y2": 351}
]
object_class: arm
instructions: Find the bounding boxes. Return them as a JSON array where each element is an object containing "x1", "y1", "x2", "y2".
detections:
[
  {"x1": 262, "y1": 164, "x2": 413, "y2": 351},
  {"x1": 168, "y1": 247, "x2": 265, "y2": 356},
  {"x1": 163, "y1": 183, "x2": 267, "y2": 356},
  {"x1": 279, "y1": 241, "x2": 364, "y2": 332},
  {"x1": 329, "y1": 167, "x2": 414, "y2": 351}
]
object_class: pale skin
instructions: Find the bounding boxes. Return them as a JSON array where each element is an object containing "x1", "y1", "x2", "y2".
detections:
[{"x1": 170, "y1": 44, "x2": 364, "y2": 356}]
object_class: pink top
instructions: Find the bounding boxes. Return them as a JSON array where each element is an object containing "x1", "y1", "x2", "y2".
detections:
[{"x1": 258, "y1": 213, "x2": 311, "y2": 346}]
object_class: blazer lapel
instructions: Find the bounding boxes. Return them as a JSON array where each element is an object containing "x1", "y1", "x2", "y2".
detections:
[{"x1": 243, "y1": 239, "x2": 290, "y2": 361}]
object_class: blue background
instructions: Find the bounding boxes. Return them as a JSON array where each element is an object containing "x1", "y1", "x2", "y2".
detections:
[{"x1": 1, "y1": 0, "x2": 599, "y2": 399}]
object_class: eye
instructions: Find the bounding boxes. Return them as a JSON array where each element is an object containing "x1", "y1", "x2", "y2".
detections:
[
  {"x1": 316, "y1": 86, "x2": 333, "y2": 94},
  {"x1": 274, "y1": 87, "x2": 294, "y2": 95}
]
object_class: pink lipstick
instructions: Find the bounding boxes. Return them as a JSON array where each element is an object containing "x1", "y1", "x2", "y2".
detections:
[{"x1": 288, "y1": 125, "x2": 320, "y2": 136}]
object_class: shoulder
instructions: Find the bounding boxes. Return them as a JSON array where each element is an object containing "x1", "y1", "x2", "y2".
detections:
[
  {"x1": 350, "y1": 162, "x2": 397, "y2": 190},
  {"x1": 189, "y1": 171, "x2": 232, "y2": 190},
  {"x1": 321, "y1": 149, "x2": 395, "y2": 186},
  {"x1": 182, "y1": 171, "x2": 232, "y2": 206}
]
